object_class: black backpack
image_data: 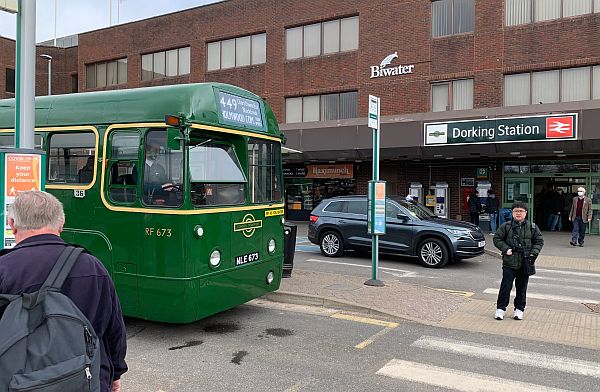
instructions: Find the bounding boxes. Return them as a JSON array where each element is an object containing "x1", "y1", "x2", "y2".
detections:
[{"x1": 0, "y1": 246, "x2": 101, "y2": 392}]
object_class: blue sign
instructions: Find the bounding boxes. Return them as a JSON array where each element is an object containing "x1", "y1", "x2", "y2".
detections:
[{"x1": 218, "y1": 91, "x2": 264, "y2": 130}]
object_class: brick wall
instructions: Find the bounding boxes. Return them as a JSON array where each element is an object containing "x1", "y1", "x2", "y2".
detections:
[{"x1": 72, "y1": 0, "x2": 600, "y2": 122}]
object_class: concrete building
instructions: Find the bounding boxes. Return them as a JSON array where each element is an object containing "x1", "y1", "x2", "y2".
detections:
[{"x1": 1, "y1": 0, "x2": 599, "y2": 232}]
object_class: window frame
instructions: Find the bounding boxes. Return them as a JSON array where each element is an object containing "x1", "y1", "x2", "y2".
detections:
[
  {"x1": 107, "y1": 130, "x2": 141, "y2": 205},
  {"x1": 206, "y1": 33, "x2": 267, "y2": 71},
  {"x1": 430, "y1": 78, "x2": 474, "y2": 112},
  {"x1": 285, "y1": 16, "x2": 359, "y2": 60},
  {"x1": 505, "y1": 0, "x2": 600, "y2": 26},
  {"x1": 504, "y1": 65, "x2": 599, "y2": 106},
  {"x1": 5, "y1": 68, "x2": 15, "y2": 94},
  {"x1": 85, "y1": 58, "x2": 128, "y2": 89},
  {"x1": 285, "y1": 91, "x2": 358, "y2": 123},
  {"x1": 140, "y1": 47, "x2": 191, "y2": 81},
  {"x1": 47, "y1": 131, "x2": 97, "y2": 185},
  {"x1": 432, "y1": 0, "x2": 475, "y2": 37}
]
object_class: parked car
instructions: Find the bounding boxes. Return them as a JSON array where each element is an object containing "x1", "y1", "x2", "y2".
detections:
[{"x1": 307, "y1": 195, "x2": 486, "y2": 268}]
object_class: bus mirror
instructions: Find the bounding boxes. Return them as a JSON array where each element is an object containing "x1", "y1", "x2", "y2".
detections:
[{"x1": 167, "y1": 127, "x2": 182, "y2": 151}]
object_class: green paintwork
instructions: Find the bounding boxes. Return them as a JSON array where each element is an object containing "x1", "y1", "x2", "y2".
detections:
[{"x1": 0, "y1": 83, "x2": 286, "y2": 323}]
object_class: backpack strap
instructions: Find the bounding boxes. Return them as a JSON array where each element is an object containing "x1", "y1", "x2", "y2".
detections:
[{"x1": 42, "y1": 246, "x2": 85, "y2": 290}]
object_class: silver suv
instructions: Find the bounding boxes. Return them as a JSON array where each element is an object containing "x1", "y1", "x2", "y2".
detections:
[{"x1": 307, "y1": 196, "x2": 485, "y2": 268}]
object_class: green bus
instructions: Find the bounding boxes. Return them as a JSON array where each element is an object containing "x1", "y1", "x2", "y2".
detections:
[{"x1": 0, "y1": 83, "x2": 291, "y2": 323}]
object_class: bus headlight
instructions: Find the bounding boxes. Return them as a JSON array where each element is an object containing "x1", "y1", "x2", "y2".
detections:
[
  {"x1": 268, "y1": 238, "x2": 276, "y2": 254},
  {"x1": 194, "y1": 225, "x2": 204, "y2": 238},
  {"x1": 209, "y1": 249, "x2": 221, "y2": 268},
  {"x1": 266, "y1": 271, "x2": 274, "y2": 285},
  {"x1": 281, "y1": 217, "x2": 285, "y2": 225}
]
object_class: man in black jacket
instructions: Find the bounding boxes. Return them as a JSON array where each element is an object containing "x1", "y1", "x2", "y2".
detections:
[
  {"x1": 0, "y1": 191, "x2": 127, "y2": 392},
  {"x1": 467, "y1": 190, "x2": 481, "y2": 226},
  {"x1": 492, "y1": 201, "x2": 544, "y2": 321},
  {"x1": 486, "y1": 189, "x2": 500, "y2": 234}
]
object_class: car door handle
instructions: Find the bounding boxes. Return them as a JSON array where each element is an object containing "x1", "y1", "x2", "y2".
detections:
[{"x1": 338, "y1": 219, "x2": 347, "y2": 223}]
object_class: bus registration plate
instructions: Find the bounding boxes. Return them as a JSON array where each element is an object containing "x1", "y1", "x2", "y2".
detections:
[{"x1": 235, "y1": 252, "x2": 260, "y2": 266}]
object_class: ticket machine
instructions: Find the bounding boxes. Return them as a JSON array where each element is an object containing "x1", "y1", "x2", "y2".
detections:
[
  {"x1": 477, "y1": 181, "x2": 492, "y2": 231},
  {"x1": 431, "y1": 182, "x2": 449, "y2": 218},
  {"x1": 408, "y1": 182, "x2": 423, "y2": 204}
]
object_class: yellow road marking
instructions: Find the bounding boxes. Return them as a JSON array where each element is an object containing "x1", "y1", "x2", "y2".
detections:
[
  {"x1": 330, "y1": 313, "x2": 399, "y2": 328},
  {"x1": 433, "y1": 288, "x2": 475, "y2": 297},
  {"x1": 355, "y1": 327, "x2": 397, "y2": 349}
]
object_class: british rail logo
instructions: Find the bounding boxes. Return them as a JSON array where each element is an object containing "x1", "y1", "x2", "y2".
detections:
[{"x1": 234, "y1": 214, "x2": 263, "y2": 238}]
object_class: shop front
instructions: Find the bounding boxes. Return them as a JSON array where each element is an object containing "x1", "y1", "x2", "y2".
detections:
[{"x1": 284, "y1": 163, "x2": 355, "y2": 220}]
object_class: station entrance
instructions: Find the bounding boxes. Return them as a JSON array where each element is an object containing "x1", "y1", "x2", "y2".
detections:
[{"x1": 502, "y1": 160, "x2": 600, "y2": 234}]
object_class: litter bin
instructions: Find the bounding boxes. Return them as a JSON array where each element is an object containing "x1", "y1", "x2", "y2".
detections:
[{"x1": 282, "y1": 223, "x2": 296, "y2": 278}]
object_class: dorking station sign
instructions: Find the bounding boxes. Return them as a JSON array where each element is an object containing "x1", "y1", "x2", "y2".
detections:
[{"x1": 424, "y1": 113, "x2": 577, "y2": 146}]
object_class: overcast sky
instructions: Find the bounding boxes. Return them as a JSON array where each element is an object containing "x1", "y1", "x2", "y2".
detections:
[{"x1": 0, "y1": 0, "x2": 221, "y2": 42}]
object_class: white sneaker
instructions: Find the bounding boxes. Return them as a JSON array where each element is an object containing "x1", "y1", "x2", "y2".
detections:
[
  {"x1": 514, "y1": 309, "x2": 524, "y2": 320},
  {"x1": 494, "y1": 309, "x2": 505, "y2": 320}
]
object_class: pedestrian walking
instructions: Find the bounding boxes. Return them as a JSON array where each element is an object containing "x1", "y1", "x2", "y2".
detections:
[
  {"x1": 467, "y1": 190, "x2": 481, "y2": 227},
  {"x1": 568, "y1": 186, "x2": 592, "y2": 247},
  {"x1": 486, "y1": 189, "x2": 500, "y2": 234},
  {"x1": 493, "y1": 201, "x2": 544, "y2": 321},
  {"x1": 0, "y1": 191, "x2": 127, "y2": 392}
]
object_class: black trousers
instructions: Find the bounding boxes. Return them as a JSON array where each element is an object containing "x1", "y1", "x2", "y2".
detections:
[
  {"x1": 496, "y1": 265, "x2": 529, "y2": 312},
  {"x1": 470, "y1": 212, "x2": 479, "y2": 226}
]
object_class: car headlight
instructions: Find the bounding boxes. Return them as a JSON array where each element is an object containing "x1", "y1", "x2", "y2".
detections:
[
  {"x1": 446, "y1": 228, "x2": 471, "y2": 237},
  {"x1": 268, "y1": 238, "x2": 276, "y2": 254}
]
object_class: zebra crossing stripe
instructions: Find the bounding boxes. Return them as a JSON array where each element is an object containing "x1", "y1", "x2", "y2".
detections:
[
  {"x1": 376, "y1": 359, "x2": 569, "y2": 392},
  {"x1": 483, "y1": 288, "x2": 600, "y2": 304},
  {"x1": 412, "y1": 336, "x2": 600, "y2": 378}
]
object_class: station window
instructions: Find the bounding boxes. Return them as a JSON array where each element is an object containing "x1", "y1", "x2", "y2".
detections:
[
  {"x1": 5, "y1": 68, "x2": 15, "y2": 94},
  {"x1": 285, "y1": 16, "x2": 359, "y2": 60},
  {"x1": 248, "y1": 139, "x2": 282, "y2": 203},
  {"x1": 141, "y1": 47, "x2": 190, "y2": 81},
  {"x1": 285, "y1": 91, "x2": 357, "y2": 123},
  {"x1": 47, "y1": 132, "x2": 96, "y2": 184},
  {"x1": 207, "y1": 33, "x2": 266, "y2": 71},
  {"x1": 504, "y1": 65, "x2": 600, "y2": 106},
  {"x1": 506, "y1": 0, "x2": 600, "y2": 26},
  {"x1": 85, "y1": 58, "x2": 127, "y2": 89},
  {"x1": 432, "y1": 0, "x2": 475, "y2": 37},
  {"x1": 431, "y1": 79, "x2": 473, "y2": 112}
]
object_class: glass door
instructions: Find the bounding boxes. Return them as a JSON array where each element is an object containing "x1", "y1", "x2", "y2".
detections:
[{"x1": 504, "y1": 178, "x2": 532, "y2": 218}]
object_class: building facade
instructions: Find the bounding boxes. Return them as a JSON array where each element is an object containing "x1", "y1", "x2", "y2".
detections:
[{"x1": 1, "y1": 0, "x2": 599, "y2": 232}]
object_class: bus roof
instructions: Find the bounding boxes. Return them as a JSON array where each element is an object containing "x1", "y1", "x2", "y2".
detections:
[{"x1": 0, "y1": 82, "x2": 282, "y2": 139}]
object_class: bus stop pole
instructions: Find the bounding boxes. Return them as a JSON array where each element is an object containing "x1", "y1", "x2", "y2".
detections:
[
  {"x1": 15, "y1": 0, "x2": 36, "y2": 149},
  {"x1": 365, "y1": 96, "x2": 384, "y2": 287}
]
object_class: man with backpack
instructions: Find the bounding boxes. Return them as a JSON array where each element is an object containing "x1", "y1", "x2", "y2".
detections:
[
  {"x1": 0, "y1": 191, "x2": 127, "y2": 392},
  {"x1": 493, "y1": 201, "x2": 544, "y2": 321}
]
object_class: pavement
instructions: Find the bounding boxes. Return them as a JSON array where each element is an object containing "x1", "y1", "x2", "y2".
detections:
[{"x1": 265, "y1": 221, "x2": 600, "y2": 350}]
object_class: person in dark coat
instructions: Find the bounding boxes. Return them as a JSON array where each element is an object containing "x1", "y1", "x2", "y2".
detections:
[
  {"x1": 0, "y1": 191, "x2": 127, "y2": 392},
  {"x1": 467, "y1": 190, "x2": 481, "y2": 226},
  {"x1": 486, "y1": 189, "x2": 500, "y2": 234},
  {"x1": 493, "y1": 201, "x2": 544, "y2": 321}
]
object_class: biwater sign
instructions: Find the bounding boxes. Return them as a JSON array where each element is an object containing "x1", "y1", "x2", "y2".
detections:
[{"x1": 424, "y1": 113, "x2": 577, "y2": 146}]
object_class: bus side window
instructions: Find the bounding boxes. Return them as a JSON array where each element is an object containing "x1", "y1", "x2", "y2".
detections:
[
  {"x1": 108, "y1": 131, "x2": 140, "y2": 205},
  {"x1": 47, "y1": 132, "x2": 96, "y2": 184},
  {"x1": 109, "y1": 161, "x2": 137, "y2": 203}
]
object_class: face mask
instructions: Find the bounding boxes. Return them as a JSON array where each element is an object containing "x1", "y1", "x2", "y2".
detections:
[
  {"x1": 490, "y1": 195, "x2": 495, "y2": 198},
  {"x1": 578, "y1": 191, "x2": 584, "y2": 197}
]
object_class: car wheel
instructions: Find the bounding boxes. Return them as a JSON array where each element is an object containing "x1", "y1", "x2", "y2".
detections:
[
  {"x1": 320, "y1": 231, "x2": 344, "y2": 257},
  {"x1": 417, "y1": 238, "x2": 448, "y2": 268}
]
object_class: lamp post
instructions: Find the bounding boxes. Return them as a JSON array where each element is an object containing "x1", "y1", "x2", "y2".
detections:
[{"x1": 40, "y1": 54, "x2": 52, "y2": 95}]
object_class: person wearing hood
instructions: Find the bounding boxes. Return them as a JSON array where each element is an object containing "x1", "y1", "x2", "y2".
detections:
[{"x1": 568, "y1": 187, "x2": 593, "y2": 247}]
